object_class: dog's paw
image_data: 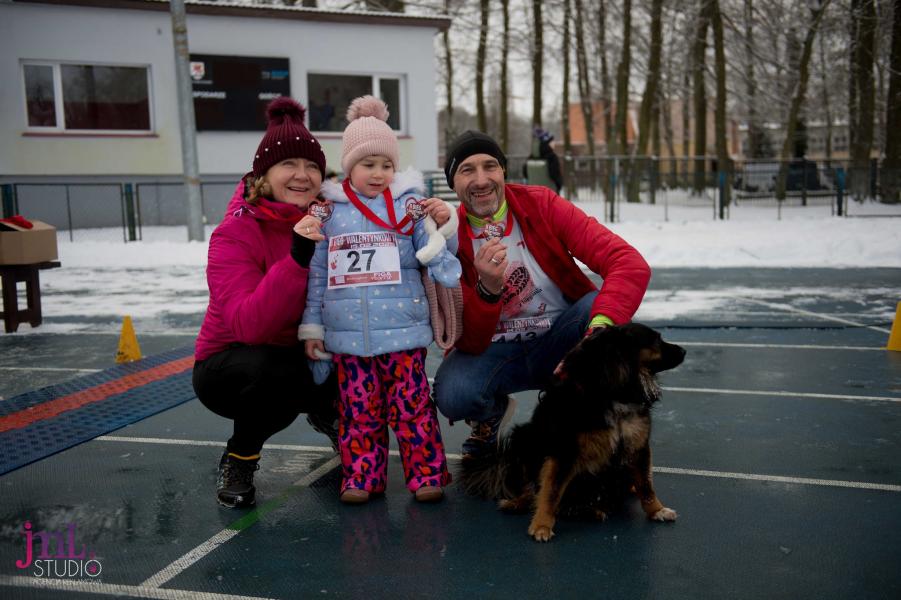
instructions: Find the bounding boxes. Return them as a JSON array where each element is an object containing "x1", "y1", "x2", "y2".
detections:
[
  {"x1": 650, "y1": 507, "x2": 677, "y2": 522},
  {"x1": 528, "y1": 524, "x2": 555, "y2": 542}
]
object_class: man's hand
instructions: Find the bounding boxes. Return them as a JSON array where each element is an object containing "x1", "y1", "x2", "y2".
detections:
[{"x1": 474, "y1": 238, "x2": 507, "y2": 294}]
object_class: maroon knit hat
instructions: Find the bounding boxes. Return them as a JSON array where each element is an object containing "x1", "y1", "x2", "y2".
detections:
[{"x1": 252, "y1": 97, "x2": 326, "y2": 178}]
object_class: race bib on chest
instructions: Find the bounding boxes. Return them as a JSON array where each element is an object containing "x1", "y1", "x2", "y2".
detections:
[
  {"x1": 327, "y1": 231, "x2": 401, "y2": 289},
  {"x1": 491, "y1": 316, "x2": 553, "y2": 343}
]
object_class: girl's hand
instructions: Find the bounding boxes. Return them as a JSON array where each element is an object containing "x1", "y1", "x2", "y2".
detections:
[
  {"x1": 295, "y1": 216, "x2": 325, "y2": 241},
  {"x1": 305, "y1": 339, "x2": 326, "y2": 361},
  {"x1": 422, "y1": 197, "x2": 451, "y2": 227}
]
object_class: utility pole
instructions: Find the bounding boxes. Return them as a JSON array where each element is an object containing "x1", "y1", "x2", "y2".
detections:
[{"x1": 170, "y1": 0, "x2": 205, "y2": 242}]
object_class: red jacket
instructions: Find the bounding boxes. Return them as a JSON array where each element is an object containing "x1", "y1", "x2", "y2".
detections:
[{"x1": 455, "y1": 184, "x2": 651, "y2": 354}]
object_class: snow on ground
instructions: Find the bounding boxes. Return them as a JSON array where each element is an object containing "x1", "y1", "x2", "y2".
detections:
[{"x1": 21, "y1": 197, "x2": 901, "y2": 335}]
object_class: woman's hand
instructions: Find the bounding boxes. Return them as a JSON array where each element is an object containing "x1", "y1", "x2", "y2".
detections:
[
  {"x1": 295, "y1": 216, "x2": 324, "y2": 241},
  {"x1": 421, "y1": 198, "x2": 450, "y2": 227},
  {"x1": 474, "y1": 237, "x2": 507, "y2": 294},
  {"x1": 304, "y1": 339, "x2": 326, "y2": 361}
]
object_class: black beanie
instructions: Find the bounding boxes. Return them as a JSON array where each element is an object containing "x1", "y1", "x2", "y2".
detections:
[{"x1": 444, "y1": 130, "x2": 507, "y2": 189}]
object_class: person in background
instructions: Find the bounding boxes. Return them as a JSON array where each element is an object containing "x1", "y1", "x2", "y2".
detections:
[
  {"x1": 433, "y1": 130, "x2": 651, "y2": 460},
  {"x1": 193, "y1": 97, "x2": 339, "y2": 509},
  {"x1": 300, "y1": 96, "x2": 460, "y2": 504}
]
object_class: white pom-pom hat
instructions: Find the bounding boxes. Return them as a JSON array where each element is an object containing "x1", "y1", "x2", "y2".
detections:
[{"x1": 340, "y1": 95, "x2": 399, "y2": 175}]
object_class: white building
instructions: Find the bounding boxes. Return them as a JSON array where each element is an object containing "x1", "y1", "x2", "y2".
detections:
[{"x1": 0, "y1": 0, "x2": 449, "y2": 229}]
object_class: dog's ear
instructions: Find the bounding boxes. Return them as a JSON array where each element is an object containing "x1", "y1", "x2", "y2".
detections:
[{"x1": 559, "y1": 327, "x2": 632, "y2": 390}]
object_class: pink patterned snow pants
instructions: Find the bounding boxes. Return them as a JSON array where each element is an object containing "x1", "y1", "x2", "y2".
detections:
[{"x1": 335, "y1": 348, "x2": 451, "y2": 495}]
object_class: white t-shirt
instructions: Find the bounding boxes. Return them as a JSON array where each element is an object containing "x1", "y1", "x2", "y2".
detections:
[{"x1": 472, "y1": 218, "x2": 571, "y2": 343}]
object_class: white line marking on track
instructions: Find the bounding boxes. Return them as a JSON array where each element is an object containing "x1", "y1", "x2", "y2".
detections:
[
  {"x1": 140, "y1": 456, "x2": 341, "y2": 590},
  {"x1": 0, "y1": 575, "x2": 274, "y2": 600},
  {"x1": 0, "y1": 366, "x2": 102, "y2": 373},
  {"x1": 653, "y1": 467, "x2": 901, "y2": 492},
  {"x1": 673, "y1": 341, "x2": 884, "y2": 351},
  {"x1": 664, "y1": 386, "x2": 901, "y2": 403},
  {"x1": 97, "y1": 436, "x2": 334, "y2": 453},
  {"x1": 741, "y1": 298, "x2": 892, "y2": 334}
]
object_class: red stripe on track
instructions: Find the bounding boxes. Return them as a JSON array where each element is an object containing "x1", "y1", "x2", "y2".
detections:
[{"x1": 0, "y1": 356, "x2": 194, "y2": 433}]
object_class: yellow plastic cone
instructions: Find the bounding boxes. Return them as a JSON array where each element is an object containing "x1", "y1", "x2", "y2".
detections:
[
  {"x1": 116, "y1": 316, "x2": 143, "y2": 363},
  {"x1": 888, "y1": 302, "x2": 901, "y2": 352}
]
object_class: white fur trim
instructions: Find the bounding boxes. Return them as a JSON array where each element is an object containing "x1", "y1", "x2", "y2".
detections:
[
  {"x1": 312, "y1": 348, "x2": 333, "y2": 360},
  {"x1": 297, "y1": 323, "x2": 325, "y2": 341},
  {"x1": 415, "y1": 215, "x2": 446, "y2": 265},
  {"x1": 389, "y1": 167, "x2": 424, "y2": 197},
  {"x1": 437, "y1": 201, "x2": 458, "y2": 239},
  {"x1": 320, "y1": 179, "x2": 347, "y2": 203}
]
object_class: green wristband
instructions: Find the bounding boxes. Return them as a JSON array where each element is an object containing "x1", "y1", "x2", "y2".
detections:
[{"x1": 588, "y1": 314, "x2": 614, "y2": 329}]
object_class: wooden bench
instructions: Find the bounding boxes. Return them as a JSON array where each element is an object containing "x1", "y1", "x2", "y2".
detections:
[{"x1": 0, "y1": 261, "x2": 61, "y2": 333}]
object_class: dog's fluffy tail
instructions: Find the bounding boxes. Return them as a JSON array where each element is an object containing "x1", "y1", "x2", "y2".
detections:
[{"x1": 457, "y1": 423, "x2": 537, "y2": 500}]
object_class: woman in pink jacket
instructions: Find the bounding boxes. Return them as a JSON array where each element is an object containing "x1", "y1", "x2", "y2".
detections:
[{"x1": 193, "y1": 98, "x2": 338, "y2": 509}]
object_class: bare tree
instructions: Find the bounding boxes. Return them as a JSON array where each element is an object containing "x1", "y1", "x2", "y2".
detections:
[
  {"x1": 691, "y1": 0, "x2": 711, "y2": 195},
  {"x1": 711, "y1": 0, "x2": 730, "y2": 210},
  {"x1": 574, "y1": 0, "x2": 595, "y2": 158},
  {"x1": 475, "y1": 0, "x2": 489, "y2": 132},
  {"x1": 627, "y1": 0, "x2": 663, "y2": 202},
  {"x1": 597, "y1": 0, "x2": 613, "y2": 156},
  {"x1": 849, "y1": 0, "x2": 877, "y2": 199},
  {"x1": 612, "y1": 0, "x2": 632, "y2": 158},
  {"x1": 441, "y1": 0, "x2": 455, "y2": 149},
  {"x1": 775, "y1": 0, "x2": 831, "y2": 200},
  {"x1": 532, "y1": 0, "x2": 544, "y2": 127},
  {"x1": 882, "y1": 0, "x2": 901, "y2": 203},
  {"x1": 499, "y1": 0, "x2": 510, "y2": 151}
]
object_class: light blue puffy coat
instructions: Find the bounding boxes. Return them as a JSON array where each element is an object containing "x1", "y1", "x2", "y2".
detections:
[{"x1": 300, "y1": 168, "x2": 461, "y2": 358}]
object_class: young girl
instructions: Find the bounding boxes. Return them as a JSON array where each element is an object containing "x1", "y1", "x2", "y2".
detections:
[{"x1": 298, "y1": 96, "x2": 460, "y2": 504}]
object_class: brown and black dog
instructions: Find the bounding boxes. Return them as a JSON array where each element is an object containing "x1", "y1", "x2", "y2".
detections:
[{"x1": 458, "y1": 323, "x2": 686, "y2": 542}]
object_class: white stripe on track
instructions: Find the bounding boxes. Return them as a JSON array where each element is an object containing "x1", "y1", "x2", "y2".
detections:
[
  {"x1": 140, "y1": 456, "x2": 341, "y2": 590},
  {"x1": 0, "y1": 366, "x2": 102, "y2": 373},
  {"x1": 673, "y1": 341, "x2": 884, "y2": 351},
  {"x1": 741, "y1": 297, "x2": 892, "y2": 334},
  {"x1": 664, "y1": 386, "x2": 901, "y2": 403},
  {"x1": 97, "y1": 436, "x2": 334, "y2": 453},
  {"x1": 653, "y1": 466, "x2": 901, "y2": 492},
  {"x1": 0, "y1": 576, "x2": 273, "y2": 600}
]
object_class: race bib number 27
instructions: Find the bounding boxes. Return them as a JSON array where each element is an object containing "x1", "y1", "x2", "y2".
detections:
[{"x1": 327, "y1": 231, "x2": 401, "y2": 289}]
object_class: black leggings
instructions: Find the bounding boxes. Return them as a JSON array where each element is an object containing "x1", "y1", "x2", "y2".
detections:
[{"x1": 193, "y1": 344, "x2": 337, "y2": 456}]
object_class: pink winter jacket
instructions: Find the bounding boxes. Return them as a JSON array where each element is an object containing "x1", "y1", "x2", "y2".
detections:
[{"x1": 194, "y1": 180, "x2": 310, "y2": 361}]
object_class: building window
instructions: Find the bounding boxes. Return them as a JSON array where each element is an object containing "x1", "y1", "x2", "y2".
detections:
[
  {"x1": 22, "y1": 61, "x2": 151, "y2": 132},
  {"x1": 307, "y1": 73, "x2": 404, "y2": 133}
]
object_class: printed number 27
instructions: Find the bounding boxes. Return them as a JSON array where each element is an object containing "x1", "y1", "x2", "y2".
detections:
[{"x1": 347, "y1": 249, "x2": 376, "y2": 272}]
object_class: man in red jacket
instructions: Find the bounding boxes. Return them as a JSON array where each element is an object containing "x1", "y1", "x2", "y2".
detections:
[{"x1": 433, "y1": 131, "x2": 651, "y2": 460}]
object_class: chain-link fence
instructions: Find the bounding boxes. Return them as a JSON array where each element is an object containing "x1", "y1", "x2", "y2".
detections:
[{"x1": 3, "y1": 157, "x2": 898, "y2": 242}]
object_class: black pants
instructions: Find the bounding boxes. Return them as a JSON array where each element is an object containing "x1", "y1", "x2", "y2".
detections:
[{"x1": 193, "y1": 344, "x2": 338, "y2": 456}]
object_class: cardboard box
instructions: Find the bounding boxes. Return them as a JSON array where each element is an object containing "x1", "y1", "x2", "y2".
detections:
[{"x1": 0, "y1": 219, "x2": 59, "y2": 265}]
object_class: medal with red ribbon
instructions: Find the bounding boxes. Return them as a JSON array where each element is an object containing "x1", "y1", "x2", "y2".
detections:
[
  {"x1": 308, "y1": 199, "x2": 333, "y2": 222},
  {"x1": 342, "y1": 179, "x2": 414, "y2": 235},
  {"x1": 467, "y1": 213, "x2": 512, "y2": 240}
]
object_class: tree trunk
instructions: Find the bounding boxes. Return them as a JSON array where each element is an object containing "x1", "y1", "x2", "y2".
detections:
[
  {"x1": 682, "y1": 65, "x2": 691, "y2": 188},
  {"x1": 475, "y1": 0, "x2": 489, "y2": 133},
  {"x1": 629, "y1": 0, "x2": 663, "y2": 203},
  {"x1": 563, "y1": 0, "x2": 574, "y2": 198},
  {"x1": 818, "y1": 27, "x2": 833, "y2": 166},
  {"x1": 442, "y1": 0, "x2": 455, "y2": 150},
  {"x1": 692, "y1": 0, "x2": 711, "y2": 195},
  {"x1": 598, "y1": 0, "x2": 613, "y2": 157},
  {"x1": 612, "y1": 0, "x2": 632, "y2": 158},
  {"x1": 711, "y1": 0, "x2": 730, "y2": 210},
  {"x1": 574, "y1": 0, "x2": 595, "y2": 190},
  {"x1": 882, "y1": 0, "x2": 901, "y2": 203},
  {"x1": 500, "y1": 0, "x2": 510, "y2": 151},
  {"x1": 775, "y1": 1, "x2": 831, "y2": 200},
  {"x1": 849, "y1": 0, "x2": 876, "y2": 200},
  {"x1": 532, "y1": 0, "x2": 544, "y2": 127}
]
